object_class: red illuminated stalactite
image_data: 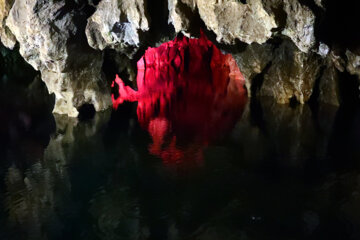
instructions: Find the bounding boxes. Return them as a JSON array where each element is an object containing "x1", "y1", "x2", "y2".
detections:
[{"x1": 112, "y1": 32, "x2": 248, "y2": 166}]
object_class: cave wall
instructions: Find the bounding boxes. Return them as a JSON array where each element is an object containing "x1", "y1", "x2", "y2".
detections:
[{"x1": 0, "y1": 0, "x2": 359, "y2": 117}]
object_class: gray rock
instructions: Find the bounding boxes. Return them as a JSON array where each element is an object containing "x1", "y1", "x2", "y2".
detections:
[
  {"x1": 233, "y1": 43, "x2": 274, "y2": 96},
  {"x1": 317, "y1": 43, "x2": 330, "y2": 58},
  {"x1": 86, "y1": 0, "x2": 150, "y2": 57},
  {"x1": 0, "y1": 0, "x2": 16, "y2": 49},
  {"x1": 314, "y1": 0, "x2": 324, "y2": 8},
  {"x1": 260, "y1": 40, "x2": 321, "y2": 104},
  {"x1": 346, "y1": 50, "x2": 360, "y2": 79},
  {"x1": 282, "y1": 0, "x2": 316, "y2": 53},
  {"x1": 168, "y1": 0, "x2": 277, "y2": 44},
  {"x1": 318, "y1": 64, "x2": 340, "y2": 106},
  {"x1": 318, "y1": 51, "x2": 342, "y2": 106},
  {"x1": 6, "y1": 0, "x2": 111, "y2": 117}
]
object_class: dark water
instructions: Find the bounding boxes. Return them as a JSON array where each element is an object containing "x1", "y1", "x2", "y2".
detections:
[{"x1": 2, "y1": 74, "x2": 360, "y2": 240}]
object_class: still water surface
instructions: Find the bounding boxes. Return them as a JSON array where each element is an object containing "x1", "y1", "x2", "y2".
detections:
[
  {"x1": 1, "y1": 36, "x2": 360, "y2": 239},
  {"x1": 1, "y1": 77, "x2": 360, "y2": 239}
]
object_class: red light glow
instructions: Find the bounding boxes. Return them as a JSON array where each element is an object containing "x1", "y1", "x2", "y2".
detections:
[{"x1": 112, "y1": 32, "x2": 247, "y2": 166}]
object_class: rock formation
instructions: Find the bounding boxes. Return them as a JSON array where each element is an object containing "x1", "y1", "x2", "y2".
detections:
[
  {"x1": 0, "y1": 0, "x2": 359, "y2": 117},
  {"x1": 86, "y1": 0, "x2": 150, "y2": 57},
  {"x1": 233, "y1": 43, "x2": 274, "y2": 96},
  {"x1": 6, "y1": 0, "x2": 111, "y2": 117},
  {"x1": 260, "y1": 40, "x2": 321, "y2": 104},
  {"x1": 0, "y1": 0, "x2": 16, "y2": 49},
  {"x1": 318, "y1": 50, "x2": 344, "y2": 106},
  {"x1": 282, "y1": 0, "x2": 316, "y2": 53},
  {"x1": 346, "y1": 50, "x2": 360, "y2": 79},
  {"x1": 168, "y1": 0, "x2": 277, "y2": 44}
]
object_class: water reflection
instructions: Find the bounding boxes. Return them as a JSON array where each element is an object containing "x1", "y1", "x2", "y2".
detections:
[
  {"x1": 2, "y1": 96, "x2": 360, "y2": 239},
  {"x1": 3, "y1": 45, "x2": 360, "y2": 240},
  {"x1": 112, "y1": 34, "x2": 248, "y2": 165}
]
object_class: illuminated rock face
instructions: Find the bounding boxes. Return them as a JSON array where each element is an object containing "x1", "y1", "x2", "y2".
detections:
[{"x1": 112, "y1": 34, "x2": 247, "y2": 165}]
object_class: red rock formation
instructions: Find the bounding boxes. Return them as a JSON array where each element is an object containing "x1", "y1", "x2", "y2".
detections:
[{"x1": 112, "y1": 33, "x2": 247, "y2": 166}]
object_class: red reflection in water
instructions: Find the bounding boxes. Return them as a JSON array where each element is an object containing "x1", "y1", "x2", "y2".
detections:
[{"x1": 112, "y1": 33, "x2": 247, "y2": 166}]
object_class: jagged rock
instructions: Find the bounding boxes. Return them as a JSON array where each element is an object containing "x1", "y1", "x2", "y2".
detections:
[
  {"x1": 282, "y1": 0, "x2": 316, "y2": 53},
  {"x1": 317, "y1": 43, "x2": 330, "y2": 58},
  {"x1": 346, "y1": 50, "x2": 360, "y2": 79},
  {"x1": 6, "y1": 0, "x2": 111, "y2": 117},
  {"x1": 319, "y1": 64, "x2": 340, "y2": 106},
  {"x1": 0, "y1": 43, "x2": 37, "y2": 81},
  {"x1": 329, "y1": 51, "x2": 346, "y2": 72},
  {"x1": 233, "y1": 43, "x2": 274, "y2": 96},
  {"x1": 167, "y1": 0, "x2": 197, "y2": 36},
  {"x1": 168, "y1": 0, "x2": 277, "y2": 44},
  {"x1": 86, "y1": 0, "x2": 150, "y2": 57},
  {"x1": 40, "y1": 51, "x2": 110, "y2": 118},
  {"x1": 0, "y1": 0, "x2": 16, "y2": 49},
  {"x1": 318, "y1": 50, "x2": 342, "y2": 106},
  {"x1": 260, "y1": 40, "x2": 321, "y2": 104},
  {"x1": 314, "y1": 0, "x2": 323, "y2": 8}
]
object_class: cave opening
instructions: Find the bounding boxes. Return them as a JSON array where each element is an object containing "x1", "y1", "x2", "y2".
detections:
[{"x1": 111, "y1": 33, "x2": 248, "y2": 165}]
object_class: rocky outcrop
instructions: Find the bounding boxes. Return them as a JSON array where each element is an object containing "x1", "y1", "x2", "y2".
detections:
[
  {"x1": 6, "y1": 0, "x2": 111, "y2": 117},
  {"x1": 260, "y1": 40, "x2": 321, "y2": 104},
  {"x1": 346, "y1": 50, "x2": 360, "y2": 79},
  {"x1": 86, "y1": 0, "x2": 150, "y2": 57},
  {"x1": 0, "y1": 0, "x2": 16, "y2": 49},
  {"x1": 168, "y1": 0, "x2": 277, "y2": 44},
  {"x1": 282, "y1": 0, "x2": 316, "y2": 53},
  {"x1": 314, "y1": 0, "x2": 323, "y2": 8},
  {"x1": 318, "y1": 50, "x2": 344, "y2": 106},
  {"x1": 1, "y1": 0, "x2": 359, "y2": 117},
  {"x1": 233, "y1": 43, "x2": 274, "y2": 96}
]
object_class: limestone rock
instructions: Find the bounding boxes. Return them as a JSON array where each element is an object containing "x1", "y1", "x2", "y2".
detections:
[
  {"x1": 282, "y1": 0, "x2": 316, "y2": 53},
  {"x1": 233, "y1": 43, "x2": 274, "y2": 96},
  {"x1": 41, "y1": 51, "x2": 110, "y2": 117},
  {"x1": 86, "y1": 0, "x2": 150, "y2": 57},
  {"x1": 6, "y1": 0, "x2": 111, "y2": 117},
  {"x1": 0, "y1": 0, "x2": 16, "y2": 49},
  {"x1": 346, "y1": 50, "x2": 360, "y2": 79},
  {"x1": 318, "y1": 49, "x2": 342, "y2": 106},
  {"x1": 167, "y1": 0, "x2": 197, "y2": 36},
  {"x1": 314, "y1": 0, "x2": 324, "y2": 8},
  {"x1": 260, "y1": 40, "x2": 321, "y2": 104},
  {"x1": 318, "y1": 64, "x2": 340, "y2": 106},
  {"x1": 317, "y1": 43, "x2": 330, "y2": 58},
  {"x1": 168, "y1": 0, "x2": 277, "y2": 44}
]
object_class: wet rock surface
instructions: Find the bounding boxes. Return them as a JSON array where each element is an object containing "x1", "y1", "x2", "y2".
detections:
[
  {"x1": 260, "y1": 40, "x2": 322, "y2": 104},
  {"x1": 233, "y1": 43, "x2": 274, "y2": 96},
  {"x1": 346, "y1": 50, "x2": 360, "y2": 79},
  {"x1": 6, "y1": 0, "x2": 111, "y2": 117}
]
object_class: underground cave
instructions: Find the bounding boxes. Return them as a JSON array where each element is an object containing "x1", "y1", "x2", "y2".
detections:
[{"x1": 1, "y1": 0, "x2": 360, "y2": 239}]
